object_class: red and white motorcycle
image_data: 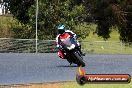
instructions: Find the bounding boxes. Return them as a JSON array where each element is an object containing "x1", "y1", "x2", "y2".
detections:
[{"x1": 58, "y1": 36, "x2": 85, "y2": 67}]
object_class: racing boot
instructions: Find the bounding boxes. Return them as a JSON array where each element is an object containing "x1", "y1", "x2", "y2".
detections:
[
  {"x1": 77, "y1": 45, "x2": 85, "y2": 56},
  {"x1": 67, "y1": 59, "x2": 72, "y2": 65},
  {"x1": 81, "y1": 52, "x2": 86, "y2": 56},
  {"x1": 78, "y1": 48, "x2": 85, "y2": 56}
]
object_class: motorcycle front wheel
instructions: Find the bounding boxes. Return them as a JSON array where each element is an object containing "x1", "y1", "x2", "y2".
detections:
[{"x1": 74, "y1": 52, "x2": 85, "y2": 67}]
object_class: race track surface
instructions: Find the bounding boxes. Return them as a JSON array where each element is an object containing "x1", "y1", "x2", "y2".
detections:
[{"x1": 0, "y1": 53, "x2": 132, "y2": 85}]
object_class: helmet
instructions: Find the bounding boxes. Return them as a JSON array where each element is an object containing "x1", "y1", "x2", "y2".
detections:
[{"x1": 57, "y1": 24, "x2": 65, "y2": 34}]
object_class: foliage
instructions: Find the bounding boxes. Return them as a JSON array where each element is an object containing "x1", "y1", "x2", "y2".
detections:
[
  {"x1": 4, "y1": 0, "x2": 87, "y2": 40},
  {"x1": 83, "y1": 0, "x2": 132, "y2": 43},
  {"x1": 28, "y1": 0, "x2": 87, "y2": 39},
  {"x1": 3, "y1": 0, "x2": 132, "y2": 43},
  {"x1": 0, "y1": 16, "x2": 13, "y2": 38},
  {"x1": 5, "y1": 0, "x2": 35, "y2": 24},
  {"x1": 12, "y1": 24, "x2": 35, "y2": 39}
]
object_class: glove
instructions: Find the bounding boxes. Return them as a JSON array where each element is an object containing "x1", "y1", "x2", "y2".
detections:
[
  {"x1": 73, "y1": 35, "x2": 77, "y2": 40},
  {"x1": 62, "y1": 45, "x2": 67, "y2": 49}
]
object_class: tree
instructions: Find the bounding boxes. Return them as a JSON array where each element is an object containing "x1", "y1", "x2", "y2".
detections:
[
  {"x1": 4, "y1": 0, "x2": 88, "y2": 39},
  {"x1": 0, "y1": 0, "x2": 9, "y2": 14},
  {"x1": 83, "y1": 0, "x2": 132, "y2": 43},
  {"x1": 5, "y1": 0, "x2": 35, "y2": 24},
  {"x1": 29, "y1": 0, "x2": 87, "y2": 39}
]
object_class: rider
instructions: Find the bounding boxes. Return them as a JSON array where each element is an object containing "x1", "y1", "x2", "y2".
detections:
[{"x1": 56, "y1": 24, "x2": 85, "y2": 59}]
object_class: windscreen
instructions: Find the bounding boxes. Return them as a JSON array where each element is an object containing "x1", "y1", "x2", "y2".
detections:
[{"x1": 61, "y1": 37, "x2": 77, "y2": 47}]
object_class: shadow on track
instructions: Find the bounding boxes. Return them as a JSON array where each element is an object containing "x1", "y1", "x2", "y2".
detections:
[{"x1": 56, "y1": 65, "x2": 78, "y2": 67}]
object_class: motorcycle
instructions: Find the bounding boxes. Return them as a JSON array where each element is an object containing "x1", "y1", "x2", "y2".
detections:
[{"x1": 58, "y1": 36, "x2": 85, "y2": 67}]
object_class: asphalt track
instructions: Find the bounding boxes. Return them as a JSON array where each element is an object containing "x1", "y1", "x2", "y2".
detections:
[{"x1": 0, "y1": 53, "x2": 132, "y2": 85}]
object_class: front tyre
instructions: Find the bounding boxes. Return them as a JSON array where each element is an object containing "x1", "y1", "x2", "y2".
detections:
[{"x1": 74, "y1": 52, "x2": 85, "y2": 67}]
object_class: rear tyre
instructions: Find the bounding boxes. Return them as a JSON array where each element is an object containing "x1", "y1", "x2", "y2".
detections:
[{"x1": 74, "y1": 52, "x2": 85, "y2": 67}]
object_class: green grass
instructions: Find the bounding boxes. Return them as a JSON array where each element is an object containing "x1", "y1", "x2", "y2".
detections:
[
  {"x1": 63, "y1": 82, "x2": 132, "y2": 88},
  {"x1": 84, "y1": 25, "x2": 120, "y2": 41},
  {"x1": 80, "y1": 24, "x2": 132, "y2": 54},
  {"x1": 81, "y1": 40, "x2": 132, "y2": 54}
]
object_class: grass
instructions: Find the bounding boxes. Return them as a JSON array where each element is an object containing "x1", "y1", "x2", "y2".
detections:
[
  {"x1": 63, "y1": 82, "x2": 132, "y2": 88},
  {"x1": 0, "y1": 81, "x2": 131, "y2": 88},
  {"x1": 81, "y1": 25, "x2": 132, "y2": 54},
  {"x1": 82, "y1": 40, "x2": 132, "y2": 54}
]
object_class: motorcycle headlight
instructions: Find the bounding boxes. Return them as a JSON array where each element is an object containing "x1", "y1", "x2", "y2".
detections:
[
  {"x1": 71, "y1": 44, "x2": 75, "y2": 49},
  {"x1": 67, "y1": 44, "x2": 75, "y2": 50}
]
